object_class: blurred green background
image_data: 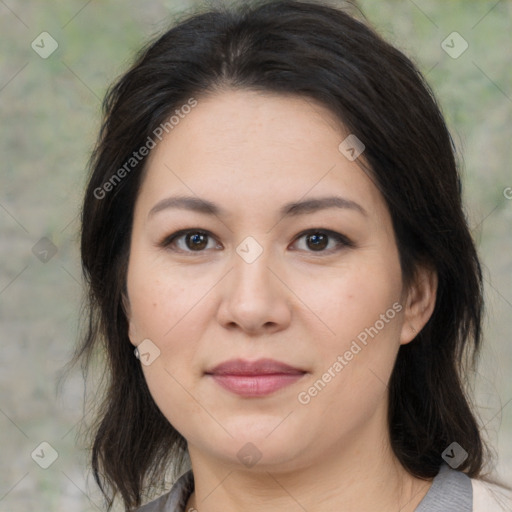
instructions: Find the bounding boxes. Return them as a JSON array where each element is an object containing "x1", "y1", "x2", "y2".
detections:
[{"x1": 0, "y1": 0, "x2": 511, "y2": 510}]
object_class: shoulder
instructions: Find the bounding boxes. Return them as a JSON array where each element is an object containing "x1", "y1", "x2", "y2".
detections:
[
  {"x1": 414, "y1": 464, "x2": 510, "y2": 512},
  {"x1": 471, "y1": 477, "x2": 512, "y2": 511},
  {"x1": 136, "y1": 470, "x2": 194, "y2": 512}
]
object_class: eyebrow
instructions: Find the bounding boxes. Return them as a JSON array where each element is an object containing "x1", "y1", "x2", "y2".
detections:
[{"x1": 147, "y1": 195, "x2": 367, "y2": 219}]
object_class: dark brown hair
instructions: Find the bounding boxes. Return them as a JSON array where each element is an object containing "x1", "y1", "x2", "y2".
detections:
[{"x1": 64, "y1": 0, "x2": 494, "y2": 509}]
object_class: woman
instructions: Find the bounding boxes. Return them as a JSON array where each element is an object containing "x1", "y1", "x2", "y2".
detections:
[{"x1": 70, "y1": 0, "x2": 512, "y2": 510}]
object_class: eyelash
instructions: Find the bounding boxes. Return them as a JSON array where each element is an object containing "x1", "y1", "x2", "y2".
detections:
[{"x1": 157, "y1": 228, "x2": 354, "y2": 256}]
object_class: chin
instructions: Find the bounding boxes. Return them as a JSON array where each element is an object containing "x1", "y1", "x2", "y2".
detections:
[{"x1": 210, "y1": 427, "x2": 305, "y2": 469}]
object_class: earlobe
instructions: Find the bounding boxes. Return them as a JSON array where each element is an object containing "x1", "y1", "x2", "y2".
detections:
[
  {"x1": 399, "y1": 265, "x2": 438, "y2": 345},
  {"x1": 127, "y1": 319, "x2": 136, "y2": 346}
]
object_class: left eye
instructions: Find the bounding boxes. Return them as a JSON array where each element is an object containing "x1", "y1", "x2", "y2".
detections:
[
  {"x1": 159, "y1": 229, "x2": 352, "y2": 254},
  {"x1": 292, "y1": 229, "x2": 352, "y2": 253}
]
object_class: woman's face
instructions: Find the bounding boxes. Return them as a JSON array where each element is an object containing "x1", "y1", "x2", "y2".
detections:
[{"x1": 125, "y1": 89, "x2": 420, "y2": 471}]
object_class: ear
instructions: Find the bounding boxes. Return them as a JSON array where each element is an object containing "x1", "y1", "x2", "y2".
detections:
[
  {"x1": 122, "y1": 292, "x2": 138, "y2": 347},
  {"x1": 399, "y1": 264, "x2": 438, "y2": 345}
]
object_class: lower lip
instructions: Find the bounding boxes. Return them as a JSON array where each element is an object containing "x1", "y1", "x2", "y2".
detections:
[{"x1": 209, "y1": 373, "x2": 305, "y2": 397}]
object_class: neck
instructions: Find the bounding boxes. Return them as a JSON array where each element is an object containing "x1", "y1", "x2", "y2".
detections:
[{"x1": 185, "y1": 415, "x2": 433, "y2": 512}]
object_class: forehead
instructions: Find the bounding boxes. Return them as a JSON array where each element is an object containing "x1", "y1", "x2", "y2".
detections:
[{"x1": 136, "y1": 89, "x2": 385, "y2": 221}]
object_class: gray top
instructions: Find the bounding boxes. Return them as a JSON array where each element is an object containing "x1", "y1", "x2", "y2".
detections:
[
  {"x1": 415, "y1": 463, "x2": 472, "y2": 511},
  {"x1": 137, "y1": 463, "x2": 472, "y2": 511}
]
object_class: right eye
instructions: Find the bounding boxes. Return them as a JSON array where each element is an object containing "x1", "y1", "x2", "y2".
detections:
[{"x1": 158, "y1": 229, "x2": 222, "y2": 254}]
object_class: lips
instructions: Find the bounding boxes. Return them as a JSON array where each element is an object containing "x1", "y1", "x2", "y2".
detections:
[
  {"x1": 205, "y1": 358, "x2": 307, "y2": 397},
  {"x1": 206, "y1": 358, "x2": 306, "y2": 376}
]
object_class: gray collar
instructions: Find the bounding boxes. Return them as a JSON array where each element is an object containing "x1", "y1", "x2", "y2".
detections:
[
  {"x1": 415, "y1": 463, "x2": 472, "y2": 511},
  {"x1": 136, "y1": 470, "x2": 194, "y2": 512}
]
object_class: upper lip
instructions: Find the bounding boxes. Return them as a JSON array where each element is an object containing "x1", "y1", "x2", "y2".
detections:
[{"x1": 206, "y1": 358, "x2": 306, "y2": 375}]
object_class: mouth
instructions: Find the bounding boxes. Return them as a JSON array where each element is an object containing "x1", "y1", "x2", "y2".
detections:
[{"x1": 205, "y1": 358, "x2": 307, "y2": 397}]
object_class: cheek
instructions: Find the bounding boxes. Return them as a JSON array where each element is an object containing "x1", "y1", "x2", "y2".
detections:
[
  {"x1": 303, "y1": 258, "x2": 403, "y2": 352},
  {"x1": 299, "y1": 256, "x2": 404, "y2": 407},
  {"x1": 127, "y1": 267, "x2": 211, "y2": 436},
  {"x1": 126, "y1": 260, "x2": 217, "y2": 396},
  {"x1": 127, "y1": 255, "x2": 202, "y2": 341}
]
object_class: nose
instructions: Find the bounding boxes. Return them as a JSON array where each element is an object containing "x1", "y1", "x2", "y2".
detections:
[{"x1": 215, "y1": 248, "x2": 292, "y2": 335}]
